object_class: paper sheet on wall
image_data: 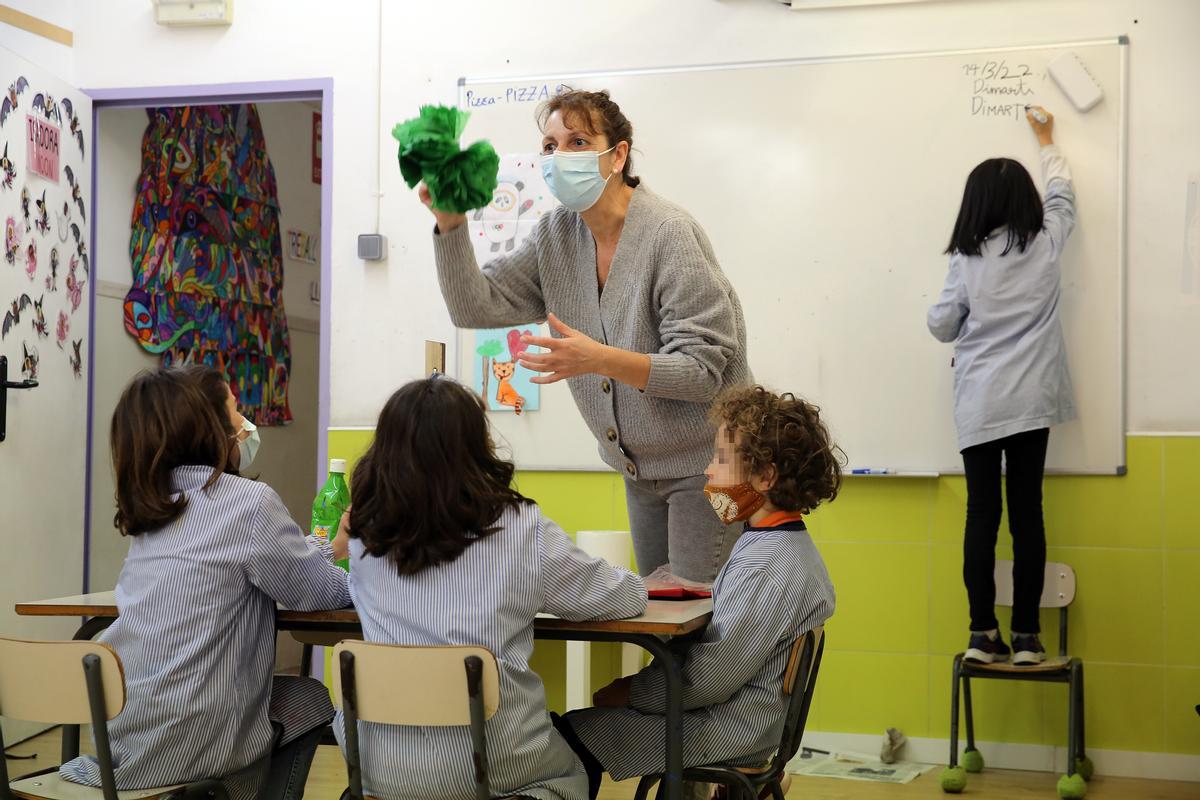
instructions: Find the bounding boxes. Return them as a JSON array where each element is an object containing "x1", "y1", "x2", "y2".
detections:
[{"x1": 464, "y1": 154, "x2": 557, "y2": 413}]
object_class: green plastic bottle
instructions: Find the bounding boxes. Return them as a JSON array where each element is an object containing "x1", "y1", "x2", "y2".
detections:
[{"x1": 312, "y1": 458, "x2": 350, "y2": 571}]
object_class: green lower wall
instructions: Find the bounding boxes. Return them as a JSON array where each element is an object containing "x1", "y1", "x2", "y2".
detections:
[{"x1": 328, "y1": 430, "x2": 1200, "y2": 756}]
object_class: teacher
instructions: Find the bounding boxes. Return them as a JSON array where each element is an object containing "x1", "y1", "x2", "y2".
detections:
[{"x1": 422, "y1": 89, "x2": 751, "y2": 585}]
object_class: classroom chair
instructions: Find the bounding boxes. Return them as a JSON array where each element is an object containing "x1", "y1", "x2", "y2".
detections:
[
  {"x1": 332, "y1": 641, "x2": 500, "y2": 800},
  {"x1": 632, "y1": 627, "x2": 826, "y2": 800},
  {"x1": 288, "y1": 631, "x2": 362, "y2": 679},
  {"x1": 0, "y1": 637, "x2": 252, "y2": 800},
  {"x1": 940, "y1": 561, "x2": 1091, "y2": 799}
]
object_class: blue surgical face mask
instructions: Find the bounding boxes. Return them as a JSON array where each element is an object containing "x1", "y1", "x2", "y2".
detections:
[
  {"x1": 237, "y1": 418, "x2": 260, "y2": 469},
  {"x1": 541, "y1": 145, "x2": 617, "y2": 212}
]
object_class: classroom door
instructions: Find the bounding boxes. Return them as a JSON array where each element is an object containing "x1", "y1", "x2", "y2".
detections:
[{"x1": 0, "y1": 44, "x2": 93, "y2": 745}]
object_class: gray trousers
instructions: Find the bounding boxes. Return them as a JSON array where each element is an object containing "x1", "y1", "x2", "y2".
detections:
[{"x1": 623, "y1": 474, "x2": 740, "y2": 584}]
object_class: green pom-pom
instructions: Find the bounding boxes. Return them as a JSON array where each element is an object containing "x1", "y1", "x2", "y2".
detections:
[
  {"x1": 391, "y1": 105, "x2": 473, "y2": 189},
  {"x1": 425, "y1": 140, "x2": 500, "y2": 214},
  {"x1": 1057, "y1": 772, "x2": 1087, "y2": 799},
  {"x1": 391, "y1": 105, "x2": 499, "y2": 211},
  {"x1": 1074, "y1": 756, "x2": 1094, "y2": 782},
  {"x1": 939, "y1": 766, "x2": 967, "y2": 793},
  {"x1": 962, "y1": 748, "x2": 984, "y2": 773}
]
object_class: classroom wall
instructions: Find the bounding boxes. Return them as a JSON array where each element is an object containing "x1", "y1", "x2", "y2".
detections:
[
  {"x1": 63, "y1": 0, "x2": 1200, "y2": 768},
  {"x1": 88, "y1": 104, "x2": 323, "y2": 636},
  {"x1": 0, "y1": 1, "x2": 74, "y2": 83},
  {"x1": 328, "y1": 430, "x2": 1200, "y2": 763},
  {"x1": 70, "y1": 0, "x2": 1200, "y2": 431}
]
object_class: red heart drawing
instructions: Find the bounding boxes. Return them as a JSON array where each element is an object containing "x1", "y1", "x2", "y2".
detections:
[{"x1": 507, "y1": 328, "x2": 532, "y2": 360}]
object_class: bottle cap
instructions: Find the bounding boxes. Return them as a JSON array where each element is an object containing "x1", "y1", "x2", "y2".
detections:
[{"x1": 329, "y1": 458, "x2": 347, "y2": 474}]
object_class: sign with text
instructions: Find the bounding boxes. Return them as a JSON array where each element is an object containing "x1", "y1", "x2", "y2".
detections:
[{"x1": 25, "y1": 115, "x2": 60, "y2": 182}]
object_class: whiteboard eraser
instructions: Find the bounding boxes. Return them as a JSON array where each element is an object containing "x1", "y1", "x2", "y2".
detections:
[{"x1": 1047, "y1": 52, "x2": 1104, "y2": 112}]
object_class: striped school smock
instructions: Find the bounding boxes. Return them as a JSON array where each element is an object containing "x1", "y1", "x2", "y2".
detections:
[
  {"x1": 336, "y1": 502, "x2": 647, "y2": 800},
  {"x1": 60, "y1": 466, "x2": 351, "y2": 799},
  {"x1": 566, "y1": 520, "x2": 835, "y2": 780}
]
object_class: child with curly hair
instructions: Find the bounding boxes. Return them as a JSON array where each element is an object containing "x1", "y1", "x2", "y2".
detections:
[{"x1": 555, "y1": 385, "x2": 840, "y2": 800}]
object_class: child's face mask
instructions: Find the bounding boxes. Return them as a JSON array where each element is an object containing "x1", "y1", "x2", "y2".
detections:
[
  {"x1": 703, "y1": 481, "x2": 765, "y2": 524},
  {"x1": 236, "y1": 417, "x2": 260, "y2": 469},
  {"x1": 703, "y1": 424, "x2": 765, "y2": 523}
]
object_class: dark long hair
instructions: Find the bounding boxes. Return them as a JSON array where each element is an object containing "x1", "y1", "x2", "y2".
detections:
[
  {"x1": 111, "y1": 365, "x2": 237, "y2": 536},
  {"x1": 946, "y1": 158, "x2": 1044, "y2": 256},
  {"x1": 348, "y1": 377, "x2": 531, "y2": 575}
]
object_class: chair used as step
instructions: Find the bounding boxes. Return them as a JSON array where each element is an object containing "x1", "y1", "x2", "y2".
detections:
[{"x1": 940, "y1": 561, "x2": 1091, "y2": 799}]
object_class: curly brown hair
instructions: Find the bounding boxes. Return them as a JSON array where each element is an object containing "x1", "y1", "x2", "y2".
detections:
[{"x1": 711, "y1": 385, "x2": 844, "y2": 515}]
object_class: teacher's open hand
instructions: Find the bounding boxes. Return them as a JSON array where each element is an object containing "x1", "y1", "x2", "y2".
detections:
[{"x1": 519, "y1": 313, "x2": 606, "y2": 385}]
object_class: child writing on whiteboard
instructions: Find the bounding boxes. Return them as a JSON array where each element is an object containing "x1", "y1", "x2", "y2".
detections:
[
  {"x1": 554, "y1": 386, "x2": 838, "y2": 800},
  {"x1": 338, "y1": 375, "x2": 646, "y2": 800},
  {"x1": 927, "y1": 105, "x2": 1076, "y2": 666}
]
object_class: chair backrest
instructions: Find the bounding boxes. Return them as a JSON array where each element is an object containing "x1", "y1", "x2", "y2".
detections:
[
  {"x1": 0, "y1": 637, "x2": 124, "y2": 724},
  {"x1": 331, "y1": 641, "x2": 500, "y2": 725},
  {"x1": 772, "y1": 627, "x2": 825, "y2": 771},
  {"x1": 993, "y1": 561, "x2": 1076, "y2": 608}
]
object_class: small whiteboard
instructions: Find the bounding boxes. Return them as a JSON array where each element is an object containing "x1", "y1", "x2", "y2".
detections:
[{"x1": 457, "y1": 38, "x2": 1128, "y2": 474}]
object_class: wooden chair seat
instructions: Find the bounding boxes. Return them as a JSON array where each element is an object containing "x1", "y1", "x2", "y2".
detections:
[
  {"x1": 962, "y1": 656, "x2": 1072, "y2": 674},
  {"x1": 10, "y1": 772, "x2": 182, "y2": 800}
]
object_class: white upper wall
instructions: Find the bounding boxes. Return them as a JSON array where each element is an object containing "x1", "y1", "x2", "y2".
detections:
[
  {"x1": 67, "y1": 0, "x2": 1200, "y2": 431},
  {"x1": 0, "y1": 0, "x2": 73, "y2": 82}
]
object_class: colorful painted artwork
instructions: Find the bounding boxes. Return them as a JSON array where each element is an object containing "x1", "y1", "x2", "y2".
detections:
[
  {"x1": 472, "y1": 326, "x2": 543, "y2": 414},
  {"x1": 123, "y1": 104, "x2": 291, "y2": 425}
]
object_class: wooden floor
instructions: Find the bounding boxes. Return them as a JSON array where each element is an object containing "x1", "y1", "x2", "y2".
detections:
[{"x1": 5, "y1": 729, "x2": 1196, "y2": 799}]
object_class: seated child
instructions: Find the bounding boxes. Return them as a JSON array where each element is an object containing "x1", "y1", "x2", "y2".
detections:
[
  {"x1": 60, "y1": 365, "x2": 351, "y2": 800},
  {"x1": 338, "y1": 375, "x2": 647, "y2": 800},
  {"x1": 557, "y1": 385, "x2": 839, "y2": 799}
]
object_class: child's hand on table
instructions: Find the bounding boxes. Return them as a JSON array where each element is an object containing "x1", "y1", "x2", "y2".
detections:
[
  {"x1": 593, "y1": 676, "x2": 633, "y2": 708},
  {"x1": 332, "y1": 510, "x2": 351, "y2": 563}
]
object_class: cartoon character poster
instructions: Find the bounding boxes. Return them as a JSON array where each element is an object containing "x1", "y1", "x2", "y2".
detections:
[
  {"x1": 467, "y1": 153, "x2": 556, "y2": 255},
  {"x1": 472, "y1": 326, "x2": 542, "y2": 414},
  {"x1": 464, "y1": 154, "x2": 556, "y2": 413},
  {"x1": 2, "y1": 73, "x2": 88, "y2": 381}
]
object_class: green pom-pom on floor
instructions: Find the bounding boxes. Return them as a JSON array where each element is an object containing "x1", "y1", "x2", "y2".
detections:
[
  {"x1": 962, "y1": 748, "x2": 984, "y2": 773},
  {"x1": 1074, "y1": 756, "x2": 1094, "y2": 781},
  {"x1": 940, "y1": 766, "x2": 967, "y2": 793},
  {"x1": 1057, "y1": 773, "x2": 1088, "y2": 799}
]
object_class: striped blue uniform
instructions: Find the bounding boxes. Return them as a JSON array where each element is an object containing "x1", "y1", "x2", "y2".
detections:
[
  {"x1": 567, "y1": 520, "x2": 835, "y2": 780},
  {"x1": 336, "y1": 502, "x2": 647, "y2": 800},
  {"x1": 60, "y1": 466, "x2": 351, "y2": 799}
]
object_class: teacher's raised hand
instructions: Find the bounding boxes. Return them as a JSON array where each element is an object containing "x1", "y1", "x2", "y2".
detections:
[
  {"x1": 419, "y1": 182, "x2": 467, "y2": 234},
  {"x1": 518, "y1": 313, "x2": 606, "y2": 385}
]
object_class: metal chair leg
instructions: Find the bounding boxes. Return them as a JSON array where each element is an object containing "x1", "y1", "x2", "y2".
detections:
[
  {"x1": 634, "y1": 775, "x2": 659, "y2": 800},
  {"x1": 949, "y1": 656, "x2": 962, "y2": 767},
  {"x1": 300, "y1": 643, "x2": 313, "y2": 678},
  {"x1": 1076, "y1": 662, "x2": 1087, "y2": 759},
  {"x1": 1066, "y1": 661, "x2": 1080, "y2": 777},
  {"x1": 963, "y1": 675, "x2": 977, "y2": 753}
]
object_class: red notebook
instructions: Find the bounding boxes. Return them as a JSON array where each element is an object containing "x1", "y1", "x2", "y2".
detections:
[{"x1": 647, "y1": 586, "x2": 712, "y2": 600}]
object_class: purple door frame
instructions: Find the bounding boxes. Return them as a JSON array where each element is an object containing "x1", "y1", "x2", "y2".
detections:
[{"x1": 82, "y1": 79, "x2": 334, "y2": 594}]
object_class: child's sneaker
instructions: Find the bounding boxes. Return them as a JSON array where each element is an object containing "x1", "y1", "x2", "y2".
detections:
[
  {"x1": 1011, "y1": 633, "x2": 1046, "y2": 665},
  {"x1": 964, "y1": 631, "x2": 1011, "y2": 664}
]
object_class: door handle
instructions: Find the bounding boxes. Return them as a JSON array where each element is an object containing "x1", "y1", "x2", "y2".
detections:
[{"x1": 0, "y1": 355, "x2": 39, "y2": 443}]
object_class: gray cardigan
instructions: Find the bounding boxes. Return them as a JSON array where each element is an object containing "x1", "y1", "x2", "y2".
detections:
[
  {"x1": 433, "y1": 184, "x2": 751, "y2": 480},
  {"x1": 927, "y1": 145, "x2": 1077, "y2": 451}
]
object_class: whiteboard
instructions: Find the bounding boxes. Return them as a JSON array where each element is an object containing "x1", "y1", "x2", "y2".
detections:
[{"x1": 457, "y1": 39, "x2": 1127, "y2": 474}]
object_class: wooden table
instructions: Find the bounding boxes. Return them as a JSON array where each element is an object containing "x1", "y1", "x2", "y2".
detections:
[{"x1": 17, "y1": 591, "x2": 712, "y2": 800}]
